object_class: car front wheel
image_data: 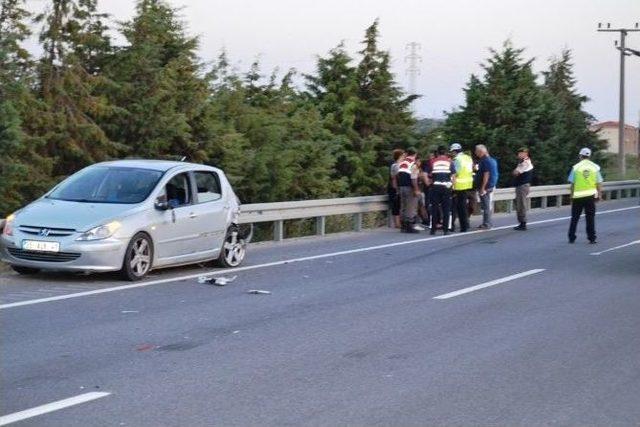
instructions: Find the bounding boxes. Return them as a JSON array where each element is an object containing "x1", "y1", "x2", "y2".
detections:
[
  {"x1": 216, "y1": 226, "x2": 246, "y2": 268},
  {"x1": 121, "y1": 232, "x2": 153, "y2": 281}
]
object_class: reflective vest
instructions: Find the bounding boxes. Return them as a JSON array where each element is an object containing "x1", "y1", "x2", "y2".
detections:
[
  {"x1": 453, "y1": 153, "x2": 474, "y2": 190},
  {"x1": 398, "y1": 156, "x2": 416, "y2": 174},
  {"x1": 430, "y1": 156, "x2": 454, "y2": 188},
  {"x1": 397, "y1": 156, "x2": 416, "y2": 186},
  {"x1": 571, "y1": 159, "x2": 600, "y2": 198}
]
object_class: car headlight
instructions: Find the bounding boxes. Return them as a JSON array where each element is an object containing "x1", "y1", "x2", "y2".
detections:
[
  {"x1": 76, "y1": 221, "x2": 121, "y2": 241},
  {"x1": 2, "y1": 213, "x2": 16, "y2": 236}
]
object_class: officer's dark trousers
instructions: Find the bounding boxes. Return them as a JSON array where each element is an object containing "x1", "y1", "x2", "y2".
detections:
[
  {"x1": 430, "y1": 185, "x2": 452, "y2": 231},
  {"x1": 568, "y1": 196, "x2": 596, "y2": 242},
  {"x1": 453, "y1": 190, "x2": 471, "y2": 231}
]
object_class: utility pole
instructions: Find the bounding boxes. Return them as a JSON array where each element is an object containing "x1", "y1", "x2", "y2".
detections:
[
  {"x1": 597, "y1": 22, "x2": 640, "y2": 177},
  {"x1": 405, "y1": 42, "x2": 422, "y2": 97}
]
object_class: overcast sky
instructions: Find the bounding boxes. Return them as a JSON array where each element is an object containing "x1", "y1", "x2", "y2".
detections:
[{"x1": 28, "y1": 0, "x2": 640, "y2": 123}]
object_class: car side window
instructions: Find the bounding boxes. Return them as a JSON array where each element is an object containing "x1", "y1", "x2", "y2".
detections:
[
  {"x1": 162, "y1": 173, "x2": 192, "y2": 208},
  {"x1": 194, "y1": 171, "x2": 222, "y2": 203}
]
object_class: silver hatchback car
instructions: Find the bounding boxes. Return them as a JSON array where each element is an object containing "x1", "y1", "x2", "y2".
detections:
[{"x1": 1, "y1": 160, "x2": 249, "y2": 280}]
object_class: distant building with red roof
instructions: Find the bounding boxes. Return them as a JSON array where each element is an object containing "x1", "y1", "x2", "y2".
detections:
[{"x1": 589, "y1": 121, "x2": 639, "y2": 155}]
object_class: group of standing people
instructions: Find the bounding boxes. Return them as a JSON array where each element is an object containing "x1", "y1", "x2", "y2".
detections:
[
  {"x1": 388, "y1": 143, "x2": 532, "y2": 235},
  {"x1": 388, "y1": 143, "x2": 603, "y2": 244}
]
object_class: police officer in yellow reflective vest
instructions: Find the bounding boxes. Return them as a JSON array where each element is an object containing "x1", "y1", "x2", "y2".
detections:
[
  {"x1": 568, "y1": 148, "x2": 603, "y2": 244},
  {"x1": 450, "y1": 143, "x2": 473, "y2": 232}
]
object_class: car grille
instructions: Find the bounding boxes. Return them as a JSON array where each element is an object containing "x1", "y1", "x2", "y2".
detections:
[
  {"x1": 18, "y1": 225, "x2": 76, "y2": 237},
  {"x1": 7, "y1": 248, "x2": 81, "y2": 263}
]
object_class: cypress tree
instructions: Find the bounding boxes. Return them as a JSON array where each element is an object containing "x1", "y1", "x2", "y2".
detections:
[
  {"x1": 538, "y1": 50, "x2": 607, "y2": 183},
  {"x1": 0, "y1": 0, "x2": 53, "y2": 216},
  {"x1": 444, "y1": 41, "x2": 548, "y2": 186},
  {"x1": 35, "y1": 0, "x2": 122, "y2": 177},
  {"x1": 106, "y1": 0, "x2": 213, "y2": 161}
]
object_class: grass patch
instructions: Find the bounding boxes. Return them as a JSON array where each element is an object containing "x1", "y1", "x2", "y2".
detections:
[{"x1": 603, "y1": 154, "x2": 640, "y2": 181}]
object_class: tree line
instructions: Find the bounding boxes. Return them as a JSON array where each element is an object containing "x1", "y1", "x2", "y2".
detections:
[{"x1": 0, "y1": 0, "x2": 604, "y2": 217}]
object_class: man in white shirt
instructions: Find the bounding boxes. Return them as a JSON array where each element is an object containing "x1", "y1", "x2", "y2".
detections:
[
  {"x1": 512, "y1": 148, "x2": 534, "y2": 230},
  {"x1": 397, "y1": 148, "x2": 424, "y2": 233}
]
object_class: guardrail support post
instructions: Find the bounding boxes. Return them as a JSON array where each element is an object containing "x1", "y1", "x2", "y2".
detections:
[
  {"x1": 315, "y1": 216, "x2": 326, "y2": 236},
  {"x1": 507, "y1": 200, "x2": 513, "y2": 213},
  {"x1": 353, "y1": 213, "x2": 363, "y2": 232},
  {"x1": 541, "y1": 196, "x2": 548, "y2": 209},
  {"x1": 556, "y1": 195, "x2": 562, "y2": 208},
  {"x1": 273, "y1": 220, "x2": 284, "y2": 241}
]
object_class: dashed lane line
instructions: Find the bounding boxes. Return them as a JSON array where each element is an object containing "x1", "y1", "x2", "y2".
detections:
[
  {"x1": 433, "y1": 269, "x2": 546, "y2": 299},
  {"x1": 590, "y1": 239, "x2": 640, "y2": 256},
  {"x1": 0, "y1": 392, "x2": 111, "y2": 426}
]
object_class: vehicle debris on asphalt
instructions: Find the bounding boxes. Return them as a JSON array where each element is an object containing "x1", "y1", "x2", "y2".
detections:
[
  {"x1": 246, "y1": 290, "x2": 271, "y2": 295},
  {"x1": 198, "y1": 275, "x2": 237, "y2": 286}
]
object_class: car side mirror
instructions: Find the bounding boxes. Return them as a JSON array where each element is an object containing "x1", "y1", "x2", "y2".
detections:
[{"x1": 154, "y1": 198, "x2": 170, "y2": 211}]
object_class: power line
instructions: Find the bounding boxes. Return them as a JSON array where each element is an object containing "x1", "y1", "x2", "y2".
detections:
[{"x1": 597, "y1": 22, "x2": 640, "y2": 177}]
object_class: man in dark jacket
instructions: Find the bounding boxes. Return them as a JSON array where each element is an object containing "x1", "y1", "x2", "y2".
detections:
[{"x1": 425, "y1": 146, "x2": 456, "y2": 235}]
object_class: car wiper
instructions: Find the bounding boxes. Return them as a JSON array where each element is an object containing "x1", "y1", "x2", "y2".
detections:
[
  {"x1": 50, "y1": 198, "x2": 97, "y2": 203},
  {"x1": 71, "y1": 199, "x2": 99, "y2": 203}
]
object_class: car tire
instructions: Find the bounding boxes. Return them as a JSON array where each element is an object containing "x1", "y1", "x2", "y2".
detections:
[
  {"x1": 11, "y1": 265, "x2": 40, "y2": 275},
  {"x1": 216, "y1": 225, "x2": 247, "y2": 268},
  {"x1": 121, "y1": 232, "x2": 153, "y2": 281}
]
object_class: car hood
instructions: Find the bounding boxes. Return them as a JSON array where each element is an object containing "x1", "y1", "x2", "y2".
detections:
[{"x1": 16, "y1": 198, "x2": 141, "y2": 231}]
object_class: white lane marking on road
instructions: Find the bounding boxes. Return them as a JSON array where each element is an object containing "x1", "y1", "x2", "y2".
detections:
[
  {"x1": 433, "y1": 269, "x2": 546, "y2": 300},
  {"x1": 590, "y1": 239, "x2": 640, "y2": 256},
  {"x1": 1, "y1": 205, "x2": 637, "y2": 310},
  {"x1": 0, "y1": 392, "x2": 110, "y2": 426}
]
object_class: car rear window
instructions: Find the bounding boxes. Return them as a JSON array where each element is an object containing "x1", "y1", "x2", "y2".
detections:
[{"x1": 194, "y1": 171, "x2": 222, "y2": 203}]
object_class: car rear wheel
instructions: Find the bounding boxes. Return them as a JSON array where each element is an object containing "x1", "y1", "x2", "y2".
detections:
[
  {"x1": 216, "y1": 226, "x2": 247, "y2": 268},
  {"x1": 11, "y1": 265, "x2": 40, "y2": 275},
  {"x1": 121, "y1": 233, "x2": 153, "y2": 281}
]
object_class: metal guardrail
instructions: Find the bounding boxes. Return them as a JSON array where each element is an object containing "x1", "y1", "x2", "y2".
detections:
[
  {"x1": 239, "y1": 180, "x2": 640, "y2": 241},
  {"x1": 1, "y1": 180, "x2": 638, "y2": 241}
]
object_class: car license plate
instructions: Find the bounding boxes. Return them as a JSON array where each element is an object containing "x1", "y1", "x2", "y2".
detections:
[{"x1": 22, "y1": 240, "x2": 60, "y2": 252}]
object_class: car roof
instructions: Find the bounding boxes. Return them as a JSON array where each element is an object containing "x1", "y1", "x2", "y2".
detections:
[{"x1": 95, "y1": 159, "x2": 215, "y2": 172}]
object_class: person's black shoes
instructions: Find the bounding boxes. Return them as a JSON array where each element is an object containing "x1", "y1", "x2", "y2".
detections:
[
  {"x1": 402, "y1": 226, "x2": 419, "y2": 234},
  {"x1": 567, "y1": 237, "x2": 596, "y2": 244},
  {"x1": 513, "y1": 222, "x2": 527, "y2": 231},
  {"x1": 401, "y1": 222, "x2": 420, "y2": 233}
]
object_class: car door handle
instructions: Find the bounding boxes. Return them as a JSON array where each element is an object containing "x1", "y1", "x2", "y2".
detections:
[{"x1": 189, "y1": 213, "x2": 198, "y2": 219}]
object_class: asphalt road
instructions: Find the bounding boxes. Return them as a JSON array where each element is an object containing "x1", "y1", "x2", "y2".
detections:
[{"x1": 1, "y1": 199, "x2": 639, "y2": 426}]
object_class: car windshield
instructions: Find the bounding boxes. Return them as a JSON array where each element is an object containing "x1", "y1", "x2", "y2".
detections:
[{"x1": 47, "y1": 166, "x2": 164, "y2": 204}]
